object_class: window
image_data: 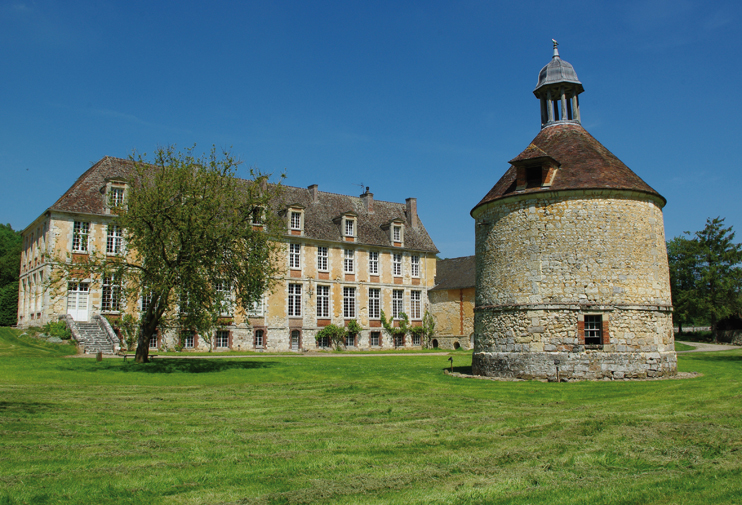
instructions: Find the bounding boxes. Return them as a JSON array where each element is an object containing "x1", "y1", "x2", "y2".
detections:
[
  {"x1": 345, "y1": 218, "x2": 355, "y2": 237},
  {"x1": 392, "y1": 290, "x2": 404, "y2": 319},
  {"x1": 110, "y1": 187, "x2": 125, "y2": 207},
  {"x1": 101, "y1": 276, "x2": 121, "y2": 312},
  {"x1": 368, "y1": 288, "x2": 380, "y2": 319},
  {"x1": 584, "y1": 315, "x2": 602, "y2": 345},
  {"x1": 344, "y1": 249, "x2": 354, "y2": 274},
  {"x1": 317, "y1": 285, "x2": 330, "y2": 318},
  {"x1": 343, "y1": 287, "x2": 356, "y2": 318},
  {"x1": 393, "y1": 253, "x2": 402, "y2": 277},
  {"x1": 288, "y1": 284, "x2": 302, "y2": 317},
  {"x1": 526, "y1": 166, "x2": 542, "y2": 188},
  {"x1": 393, "y1": 225, "x2": 401, "y2": 242},
  {"x1": 216, "y1": 330, "x2": 230, "y2": 348},
  {"x1": 370, "y1": 331, "x2": 380, "y2": 346},
  {"x1": 149, "y1": 334, "x2": 158, "y2": 349},
  {"x1": 410, "y1": 290, "x2": 421, "y2": 320},
  {"x1": 411, "y1": 255, "x2": 420, "y2": 277},
  {"x1": 289, "y1": 243, "x2": 301, "y2": 269},
  {"x1": 141, "y1": 291, "x2": 153, "y2": 313},
  {"x1": 254, "y1": 329, "x2": 265, "y2": 348},
  {"x1": 214, "y1": 280, "x2": 232, "y2": 316},
  {"x1": 317, "y1": 335, "x2": 330, "y2": 348},
  {"x1": 291, "y1": 330, "x2": 301, "y2": 350},
  {"x1": 412, "y1": 333, "x2": 421, "y2": 346},
  {"x1": 251, "y1": 208, "x2": 263, "y2": 226},
  {"x1": 290, "y1": 211, "x2": 302, "y2": 230},
  {"x1": 394, "y1": 334, "x2": 404, "y2": 347},
  {"x1": 317, "y1": 246, "x2": 328, "y2": 271},
  {"x1": 106, "y1": 225, "x2": 124, "y2": 254},
  {"x1": 72, "y1": 221, "x2": 89, "y2": 252},
  {"x1": 346, "y1": 333, "x2": 355, "y2": 346},
  {"x1": 368, "y1": 251, "x2": 379, "y2": 275},
  {"x1": 248, "y1": 296, "x2": 264, "y2": 317},
  {"x1": 181, "y1": 331, "x2": 195, "y2": 348}
]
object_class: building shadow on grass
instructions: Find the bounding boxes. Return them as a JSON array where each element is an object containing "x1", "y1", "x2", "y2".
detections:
[
  {"x1": 444, "y1": 365, "x2": 473, "y2": 374},
  {"x1": 688, "y1": 353, "x2": 742, "y2": 363},
  {"x1": 58, "y1": 359, "x2": 276, "y2": 374}
]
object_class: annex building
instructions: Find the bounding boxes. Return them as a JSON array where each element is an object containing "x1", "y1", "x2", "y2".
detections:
[{"x1": 17, "y1": 156, "x2": 439, "y2": 352}]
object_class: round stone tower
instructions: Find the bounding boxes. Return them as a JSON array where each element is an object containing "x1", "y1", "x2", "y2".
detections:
[{"x1": 470, "y1": 42, "x2": 676, "y2": 380}]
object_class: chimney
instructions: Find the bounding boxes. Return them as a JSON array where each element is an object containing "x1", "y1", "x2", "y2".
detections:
[
  {"x1": 308, "y1": 184, "x2": 318, "y2": 203},
  {"x1": 405, "y1": 197, "x2": 418, "y2": 227},
  {"x1": 360, "y1": 187, "x2": 373, "y2": 213}
]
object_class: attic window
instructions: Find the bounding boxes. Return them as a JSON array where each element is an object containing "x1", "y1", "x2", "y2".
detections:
[
  {"x1": 290, "y1": 212, "x2": 301, "y2": 230},
  {"x1": 526, "y1": 166, "x2": 542, "y2": 188}
]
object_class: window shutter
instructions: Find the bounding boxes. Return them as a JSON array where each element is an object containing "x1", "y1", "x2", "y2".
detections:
[{"x1": 577, "y1": 320, "x2": 585, "y2": 345}]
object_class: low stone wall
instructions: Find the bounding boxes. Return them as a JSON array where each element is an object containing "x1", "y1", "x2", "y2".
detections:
[
  {"x1": 472, "y1": 350, "x2": 677, "y2": 381},
  {"x1": 431, "y1": 335, "x2": 472, "y2": 350}
]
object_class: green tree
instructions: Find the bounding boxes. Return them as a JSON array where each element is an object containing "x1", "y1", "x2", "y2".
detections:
[
  {"x1": 0, "y1": 224, "x2": 22, "y2": 326},
  {"x1": 667, "y1": 217, "x2": 742, "y2": 341},
  {"x1": 50, "y1": 146, "x2": 285, "y2": 362}
]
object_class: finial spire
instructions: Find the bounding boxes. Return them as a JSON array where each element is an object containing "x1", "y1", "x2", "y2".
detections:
[{"x1": 552, "y1": 39, "x2": 559, "y2": 58}]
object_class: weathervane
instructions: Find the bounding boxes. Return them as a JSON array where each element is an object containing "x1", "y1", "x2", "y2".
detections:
[{"x1": 552, "y1": 39, "x2": 560, "y2": 58}]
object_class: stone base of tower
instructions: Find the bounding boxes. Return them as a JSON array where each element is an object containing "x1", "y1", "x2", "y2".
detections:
[{"x1": 472, "y1": 351, "x2": 677, "y2": 381}]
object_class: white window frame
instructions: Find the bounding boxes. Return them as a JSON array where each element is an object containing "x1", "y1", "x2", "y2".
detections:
[
  {"x1": 182, "y1": 331, "x2": 195, "y2": 349},
  {"x1": 215, "y1": 330, "x2": 230, "y2": 348},
  {"x1": 393, "y1": 225, "x2": 402, "y2": 242},
  {"x1": 344, "y1": 249, "x2": 355, "y2": 274},
  {"x1": 393, "y1": 253, "x2": 402, "y2": 277},
  {"x1": 254, "y1": 329, "x2": 265, "y2": 348},
  {"x1": 410, "y1": 290, "x2": 421, "y2": 320},
  {"x1": 290, "y1": 211, "x2": 302, "y2": 230},
  {"x1": 214, "y1": 280, "x2": 233, "y2": 317},
  {"x1": 411, "y1": 255, "x2": 420, "y2": 278},
  {"x1": 317, "y1": 285, "x2": 330, "y2": 318},
  {"x1": 141, "y1": 291, "x2": 153, "y2": 314},
  {"x1": 289, "y1": 243, "x2": 301, "y2": 269},
  {"x1": 106, "y1": 224, "x2": 124, "y2": 255},
  {"x1": 344, "y1": 218, "x2": 355, "y2": 238},
  {"x1": 101, "y1": 276, "x2": 121, "y2": 312},
  {"x1": 368, "y1": 251, "x2": 379, "y2": 275},
  {"x1": 343, "y1": 287, "x2": 356, "y2": 319},
  {"x1": 317, "y1": 246, "x2": 329, "y2": 271},
  {"x1": 368, "y1": 288, "x2": 381, "y2": 319},
  {"x1": 392, "y1": 289, "x2": 404, "y2": 319},
  {"x1": 370, "y1": 331, "x2": 380, "y2": 346},
  {"x1": 72, "y1": 221, "x2": 90, "y2": 253},
  {"x1": 288, "y1": 283, "x2": 302, "y2": 317},
  {"x1": 110, "y1": 187, "x2": 125, "y2": 207}
]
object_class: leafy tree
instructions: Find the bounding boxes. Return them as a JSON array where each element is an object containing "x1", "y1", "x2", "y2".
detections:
[
  {"x1": 50, "y1": 146, "x2": 285, "y2": 362},
  {"x1": 667, "y1": 217, "x2": 742, "y2": 341},
  {"x1": 0, "y1": 224, "x2": 22, "y2": 326},
  {"x1": 380, "y1": 310, "x2": 409, "y2": 346}
]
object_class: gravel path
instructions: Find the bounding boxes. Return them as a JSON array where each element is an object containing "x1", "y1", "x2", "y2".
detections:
[{"x1": 675, "y1": 341, "x2": 739, "y2": 353}]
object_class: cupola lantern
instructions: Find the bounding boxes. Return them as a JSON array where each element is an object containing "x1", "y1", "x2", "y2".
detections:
[{"x1": 534, "y1": 40, "x2": 584, "y2": 127}]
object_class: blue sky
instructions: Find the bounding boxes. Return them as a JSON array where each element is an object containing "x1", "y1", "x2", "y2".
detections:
[{"x1": 1, "y1": 0, "x2": 740, "y2": 258}]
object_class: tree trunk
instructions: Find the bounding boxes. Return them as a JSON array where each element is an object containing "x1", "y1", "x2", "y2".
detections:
[
  {"x1": 711, "y1": 314, "x2": 718, "y2": 343},
  {"x1": 135, "y1": 328, "x2": 150, "y2": 363}
]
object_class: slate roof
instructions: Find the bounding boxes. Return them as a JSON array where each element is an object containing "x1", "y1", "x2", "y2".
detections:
[
  {"x1": 45, "y1": 156, "x2": 438, "y2": 253},
  {"x1": 279, "y1": 185, "x2": 438, "y2": 253},
  {"x1": 431, "y1": 255, "x2": 475, "y2": 291},
  {"x1": 471, "y1": 123, "x2": 665, "y2": 215},
  {"x1": 534, "y1": 53, "x2": 584, "y2": 96}
]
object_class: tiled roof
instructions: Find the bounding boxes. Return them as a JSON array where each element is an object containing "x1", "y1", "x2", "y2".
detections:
[
  {"x1": 47, "y1": 157, "x2": 438, "y2": 253},
  {"x1": 431, "y1": 255, "x2": 475, "y2": 290},
  {"x1": 472, "y1": 123, "x2": 665, "y2": 214}
]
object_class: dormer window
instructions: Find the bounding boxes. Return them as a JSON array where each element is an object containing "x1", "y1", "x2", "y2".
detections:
[
  {"x1": 110, "y1": 187, "x2": 125, "y2": 207},
  {"x1": 526, "y1": 166, "x2": 543, "y2": 188},
  {"x1": 251, "y1": 207, "x2": 264, "y2": 226},
  {"x1": 393, "y1": 225, "x2": 401, "y2": 242},
  {"x1": 286, "y1": 205, "x2": 305, "y2": 235},
  {"x1": 290, "y1": 211, "x2": 301, "y2": 230},
  {"x1": 334, "y1": 212, "x2": 358, "y2": 241},
  {"x1": 345, "y1": 219, "x2": 354, "y2": 237}
]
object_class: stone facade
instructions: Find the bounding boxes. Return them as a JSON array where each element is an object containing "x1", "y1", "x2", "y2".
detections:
[
  {"x1": 18, "y1": 157, "x2": 439, "y2": 352},
  {"x1": 428, "y1": 255, "x2": 476, "y2": 350}
]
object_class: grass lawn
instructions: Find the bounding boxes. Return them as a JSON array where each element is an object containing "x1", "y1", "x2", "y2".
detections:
[
  {"x1": 674, "y1": 342, "x2": 696, "y2": 352},
  {"x1": 1, "y1": 327, "x2": 741, "y2": 505}
]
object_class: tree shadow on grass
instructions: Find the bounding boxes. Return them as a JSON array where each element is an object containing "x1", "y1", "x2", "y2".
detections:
[
  {"x1": 58, "y1": 359, "x2": 277, "y2": 374},
  {"x1": 687, "y1": 353, "x2": 742, "y2": 363},
  {"x1": 0, "y1": 401, "x2": 51, "y2": 414}
]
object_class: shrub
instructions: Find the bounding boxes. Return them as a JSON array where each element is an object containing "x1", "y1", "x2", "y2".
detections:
[{"x1": 42, "y1": 321, "x2": 72, "y2": 339}]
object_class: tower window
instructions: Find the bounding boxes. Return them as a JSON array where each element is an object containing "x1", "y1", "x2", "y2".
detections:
[{"x1": 584, "y1": 315, "x2": 602, "y2": 345}]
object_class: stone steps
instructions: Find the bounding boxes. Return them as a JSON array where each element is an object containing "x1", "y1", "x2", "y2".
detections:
[{"x1": 73, "y1": 321, "x2": 116, "y2": 354}]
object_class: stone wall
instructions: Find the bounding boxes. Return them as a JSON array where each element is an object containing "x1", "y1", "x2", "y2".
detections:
[{"x1": 472, "y1": 190, "x2": 676, "y2": 379}]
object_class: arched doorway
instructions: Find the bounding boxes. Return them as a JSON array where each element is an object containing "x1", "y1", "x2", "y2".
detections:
[
  {"x1": 432, "y1": 339, "x2": 438, "y2": 348},
  {"x1": 453, "y1": 341, "x2": 460, "y2": 350}
]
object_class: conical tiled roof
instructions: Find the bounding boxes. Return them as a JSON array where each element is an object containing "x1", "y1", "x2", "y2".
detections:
[{"x1": 471, "y1": 123, "x2": 665, "y2": 214}]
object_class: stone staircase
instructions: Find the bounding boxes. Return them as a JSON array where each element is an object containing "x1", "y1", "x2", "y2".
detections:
[{"x1": 62, "y1": 315, "x2": 119, "y2": 354}]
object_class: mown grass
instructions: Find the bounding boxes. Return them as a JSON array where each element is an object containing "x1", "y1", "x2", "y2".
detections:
[
  {"x1": 674, "y1": 342, "x2": 696, "y2": 352},
  {"x1": 1, "y1": 327, "x2": 741, "y2": 504}
]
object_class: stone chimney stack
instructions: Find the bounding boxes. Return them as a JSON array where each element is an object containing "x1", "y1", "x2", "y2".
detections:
[
  {"x1": 360, "y1": 187, "x2": 373, "y2": 213},
  {"x1": 308, "y1": 184, "x2": 318, "y2": 203},
  {"x1": 405, "y1": 197, "x2": 418, "y2": 227}
]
